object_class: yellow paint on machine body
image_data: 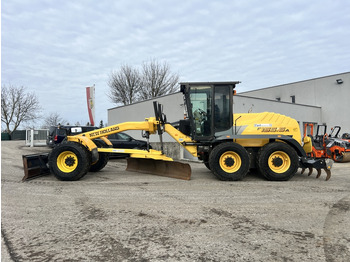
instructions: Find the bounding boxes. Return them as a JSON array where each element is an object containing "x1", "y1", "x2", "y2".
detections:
[{"x1": 233, "y1": 112, "x2": 302, "y2": 147}]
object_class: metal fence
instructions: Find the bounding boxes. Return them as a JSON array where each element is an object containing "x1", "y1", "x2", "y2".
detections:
[
  {"x1": 1, "y1": 130, "x2": 27, "y2": 140},
  {"x1": 26, "y1": 129, "x2": 49, "y2": 147}
]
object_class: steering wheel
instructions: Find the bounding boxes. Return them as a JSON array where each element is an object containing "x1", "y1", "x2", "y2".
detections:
[
  {"x1": 194, "y1": 108, "x2": 207, "y2": 120},
  {"x1": 198, "y1": 108, "x2": 207, "y2": 116}
]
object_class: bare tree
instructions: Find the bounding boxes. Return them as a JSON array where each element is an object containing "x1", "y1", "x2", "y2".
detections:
[
  {"x1": 140, "y1": 59, "x2": 179, "y2": 100},
  {"x1": 1, "y1": 85, "x2": 41, "y2": 134},
  {"x1": 108, "y1": 60, "x2": 179, "y2": 105},
  {"x1": 42, "y1": 112, "x2": 66, "y2": 128},
  {"x1": 107, "y1": 65, "x2": 142, "y2": 105}
]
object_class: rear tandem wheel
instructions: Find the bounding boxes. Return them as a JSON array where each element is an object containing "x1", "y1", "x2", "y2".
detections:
[
  {"x1": 209, "y1": 142, "x2": 250, "y2": 181},
  {"x1": 257, "y1": 142, "x2": 299, "y2": 181}
]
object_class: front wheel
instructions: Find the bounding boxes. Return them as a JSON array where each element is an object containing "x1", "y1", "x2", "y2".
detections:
[
  {"x1": 209, "y1": 142, "x2": 250, "y2": 181},
  {"x1": 89, "y1": 140, "x2": 110, "y2": 172},
  {"x1": 49, "y1": 142, "x2": 91, "y2": 181},
  {"x1": 257, "y1": 142, "x2": 299, "y2": 181},
  {"x1": 204, "y1": 161, "x2": 211, "y2": 170}
]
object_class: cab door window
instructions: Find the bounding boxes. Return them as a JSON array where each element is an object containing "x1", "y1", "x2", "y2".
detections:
[{"x1": 189, "y1": 86, "x2": 212, "y2": 137}]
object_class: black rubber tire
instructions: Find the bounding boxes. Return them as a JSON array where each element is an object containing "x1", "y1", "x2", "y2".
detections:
[
  {"x1": 208, "y1": 142, "x2": 250, "y2": 181},
  {"x1": 204, "y1": 161, "x2": 211, "y2": 170},
  {"x1": 89, "y1": 140, "x2": 110, "y2": 172},
  {"x1": 257, "y1": 142, "x2": 299, "y2": 181},
  {"x1": 49, "y1": 141, "x2": 91, "y2": 181}
]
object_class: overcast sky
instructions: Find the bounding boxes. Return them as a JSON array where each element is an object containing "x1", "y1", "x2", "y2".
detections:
[{"x1": 2, "y1": 0, "x2": 350, "y2": 127}]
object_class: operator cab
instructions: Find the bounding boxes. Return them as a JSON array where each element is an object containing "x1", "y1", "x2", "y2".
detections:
[{"x1": 180, "y1": 82, "x2": 239, "y2": 141}]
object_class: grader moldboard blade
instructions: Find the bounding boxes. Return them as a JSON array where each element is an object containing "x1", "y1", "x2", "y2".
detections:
[
  {"x1": 126, "y1": 158, "x2": 191, "y2": 180},
  {"x1": 22, "y1": 153, "x2": 50, "y2": 181}
]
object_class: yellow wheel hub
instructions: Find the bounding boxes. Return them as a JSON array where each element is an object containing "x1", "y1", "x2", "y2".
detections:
[
  {"x1": 57, "y1": 151, "x2": 78, "y2": 173},
  {"x1": 219, "y1": 151, "x2": 241, "y2": 173},
  {"x1": 268, "y1": 151, "x2": 290, "y2": 173}
]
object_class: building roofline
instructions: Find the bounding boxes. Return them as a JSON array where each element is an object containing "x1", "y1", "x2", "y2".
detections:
[
  {"x1": 108, "y1": 72, "x2": 346, "y2": 111},
  {"x1": 235, "y1": 94, "x2": 322, "y2": 109},
  {"x1": 109, "y1": 81, "x2": 242, "y2": 111},
  {"x1": 180, "y1": 81, "x2": 240, "y2": 85},
  {"x1": 108, "y1": 91, "x2": 182, "y2": 111},
  {"x1": 239, "y1": 71, "x2": 350, "y2": 94}
]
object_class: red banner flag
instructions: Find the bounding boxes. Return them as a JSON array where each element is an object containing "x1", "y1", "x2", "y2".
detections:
[{"x1": 86, "y1": 86, "x2": 95, "y2": 126}]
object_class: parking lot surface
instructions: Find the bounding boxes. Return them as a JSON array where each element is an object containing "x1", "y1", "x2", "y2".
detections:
[{"x1": 1, "y1": 141, "x2": 350, "y2": 261}]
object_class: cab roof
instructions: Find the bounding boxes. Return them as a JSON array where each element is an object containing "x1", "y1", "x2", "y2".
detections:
[{"x1": 180, "y1": 81, "x2": 240, "y2": 86}]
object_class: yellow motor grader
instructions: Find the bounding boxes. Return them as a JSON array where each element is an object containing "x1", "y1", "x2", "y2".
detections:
[{"x1": 23, "y1": 82, "x2": 333, "y2": 181}]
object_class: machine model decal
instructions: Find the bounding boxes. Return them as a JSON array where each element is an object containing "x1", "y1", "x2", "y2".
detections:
[
  {"x1": 254, "y1": 124, "x2": 272, "y2": 127},
  {"x1": 257, "y1": 127, "x2": 290, "y2": 132}
]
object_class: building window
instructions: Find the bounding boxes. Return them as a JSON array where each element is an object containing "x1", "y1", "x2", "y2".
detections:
[{"x1": 291, "y1": 95, "x2": 295, "y2": 104}]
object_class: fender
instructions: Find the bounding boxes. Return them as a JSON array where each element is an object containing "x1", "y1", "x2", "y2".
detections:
[{"x1": 215, "y1": 134, "x2": 307, "y2": 157}]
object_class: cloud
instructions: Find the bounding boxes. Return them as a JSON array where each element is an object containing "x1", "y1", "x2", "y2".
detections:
[{"x1": 2, "y1": 0, "x2": 350, "y2": 126}]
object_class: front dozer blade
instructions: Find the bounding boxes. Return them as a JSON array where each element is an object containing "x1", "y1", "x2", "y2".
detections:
[
  {"x1": 126, "y1": 158, "x2": 191, "y2": 180},
  {"x1": 22, "y1": 153, "x2": 50, "y2": 181}
]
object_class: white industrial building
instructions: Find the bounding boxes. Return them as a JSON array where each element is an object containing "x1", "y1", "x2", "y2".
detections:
[{"x1": 108, "y1": 72, "x2": 349, "y2": 159}]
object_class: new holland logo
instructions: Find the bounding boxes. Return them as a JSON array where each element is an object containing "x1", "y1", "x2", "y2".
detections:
[{"x1": 89, "y1": 126, "x2": 119, "y2": 137}]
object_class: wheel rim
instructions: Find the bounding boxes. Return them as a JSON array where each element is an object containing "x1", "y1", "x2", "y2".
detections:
[
  {"x1": 219, "y1": 151, "x2": 241, "y2": 173},
  {"x1": 268, "y1": 151, "x2": 290, "y2": 173},
  {"x1": 57, "y1": 151, "x2": 78, "y2": 172}
]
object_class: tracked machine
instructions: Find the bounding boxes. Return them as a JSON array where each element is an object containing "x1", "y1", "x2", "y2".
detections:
[{"x1": 23, "y1": 82, "x2": 333, "y2": 182}]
